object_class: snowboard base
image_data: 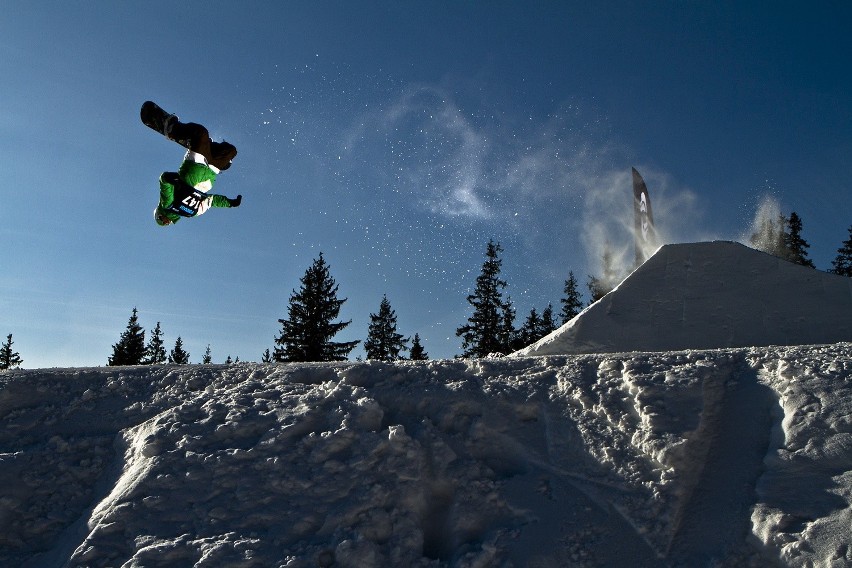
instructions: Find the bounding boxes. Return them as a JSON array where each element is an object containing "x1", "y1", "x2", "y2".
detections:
[{"x1": 140, "y1": 101, "x2": 191, "y2": 150}]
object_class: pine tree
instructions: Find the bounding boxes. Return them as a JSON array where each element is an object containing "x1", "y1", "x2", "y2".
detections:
[
  {"x1": 274, "y1": 253, "x2": 359, "y2": 362},
  {"x1": 517, "y1": 307, "x2": 541, "y2": 348},
  {"x1": 539, "y1": 304, "x2": 557, "y2": 338},
  {"x1": 587, "y1": 275, "x2": 607, "y2": 305},
  {"x1": 587, "y1": 246, "x2": 618, "y2": 305},
  {"x1": 516, "y1": 304, "x2": 559, "y2": 347},
  {"x1": 456, "y1": 240, "x2": 513, "y2": 357},
  {"x1": 830, "y1": 225, "x2": 852, "y2": 277},
  {"x1": 409, "y1": 333, "x2": 429, "y2": 361},
  {"x1": 108, "y1": 308, "x2": 146, "y2": 366},
  {"x1": 501, "y1": 297, "x2": 519, "y2": 352},
  {"x1": 225, "y1": 355, "x2": 233, "y2": 365},
  {"x1": 202, "y1": 345, "x2": 212, "y2": 364},
  {"x1": 261, "y1": 348, "x2": 272, "y2": 363},
  {"x1": 0, "y1": 334, "x2": 23, "y2": 370},
  {"x1": 560, "y1": 271, "x2": 583, "y2": 324},
  {"x1": 364, "y1": 295, "x2": 409, "y2": 361},
  {"x1": 168, "y1": 336, "x2": 190, "y2": 364},
  {"x1": 783, "y1": 211, "x2": 815, "y2": 268},
  {"x1": 144, "y1": 322, "x2": 167, "y2": 365}
]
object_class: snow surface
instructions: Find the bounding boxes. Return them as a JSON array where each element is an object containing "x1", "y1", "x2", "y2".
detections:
[{"x1": 1, "y1": 241, "x2": 851, "y2": 567}]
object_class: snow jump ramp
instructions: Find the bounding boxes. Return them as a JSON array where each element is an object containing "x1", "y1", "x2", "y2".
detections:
[{"x1": 517, "y1": 241, "x2": 852, "y2": 356}]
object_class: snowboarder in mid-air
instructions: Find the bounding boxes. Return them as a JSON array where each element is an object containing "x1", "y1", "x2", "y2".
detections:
[{"x1": 140, "y1": 101, "x2": 242, "y2": 226}]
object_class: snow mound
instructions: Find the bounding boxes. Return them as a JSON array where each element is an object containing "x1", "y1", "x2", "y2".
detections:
[
  {"x1": 517, "y1": 241, "x2": 852, "y2": 356},
  {"x1": 2, "y1": 345, "x2": 852, "y2": 567}
]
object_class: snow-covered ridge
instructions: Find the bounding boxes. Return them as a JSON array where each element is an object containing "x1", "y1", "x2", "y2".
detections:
[
  {"x1": 2, "y1": 344, "x2": 851, "y2": 567},
  {"x1": 517, "y1": 241, "x2": 852, "y2": 356}
]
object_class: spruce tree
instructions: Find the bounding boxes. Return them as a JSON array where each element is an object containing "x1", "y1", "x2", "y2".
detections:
[
  {"x1": 409, "y1": 333, "x2": 429, "y2": 361},
  {"x1": 830, "y1": 226, "x2": 852, "y2": 277},
  {"x1": 587, "y1": 246, "x2": 618, "y2": 305},
  {"x1": 456, "y1": 240, "x2": 513, "y2": 357},
  {"x1": 517, "y1": 307, "x2": 541, "y2": 348},
  {"x1": 168, "y1": 336, "x2": 190, "y2": 364},
  {"x1": 516, "y1": 304, "x2": 559, "y2": 348},
  {"x1": 0, "y1": 334, "x2": 23, "y2": 370},
  {"x1": 501, "y1": 297, "x2": 519, "y2": 352},
  {"x1": 560, "y1": 271, "x2": 583, "y2": 324},
  {"x1": 261, "y1": 349, "x2": 272, "y2": 363},
  {"x1": 108, "y1": 308, "x2": 146, "y2": 366},
  {"x1": 202, "y1": 345, "x2": 212, "y2": 364},
  {"x1": 364, "y1": 295, "x2": 409, "y2": 361},
  {"x1": 587, "y1": 275, "x2": 607, "y2": 305},
  {"x1": 144, "y1": 322, "x2": 167, "y2": 365},
  {"x1": 274, "y1": 253, "x2": 359, "y2": 362},
  {"x1": 539, "y1": 304, "x2": 557, "y2": 338},
  {"x1": 783, "y1": 211, "x2": 815, "y2": 268}
]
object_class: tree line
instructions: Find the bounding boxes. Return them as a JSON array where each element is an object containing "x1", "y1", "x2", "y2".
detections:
[
  {"x1": 105, "y1": 244, "x2": 585, "y2": 365},
  {"x1": 106, "y1": 309, "x2": 206, "y2": 366},
  {"x1": 8, "y1": 214, "x2": 852, "y2": 369},
  {"x1": 105, "y1": 254, "x2": 432, "y2": 366},
  {"x1": 455, "y1": 240, "x2": 586, "y2": 357},
  {"x1": 750, "y1": 211, "x2": 852, "y2": 275}
]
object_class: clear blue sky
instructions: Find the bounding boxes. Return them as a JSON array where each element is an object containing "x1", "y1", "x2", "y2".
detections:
[{"x1": 2, "y1": 1, "x2": 850, "y2": 367}]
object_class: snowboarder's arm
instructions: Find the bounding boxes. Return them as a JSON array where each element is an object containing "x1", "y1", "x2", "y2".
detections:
[
  {"x1": 158, "y1": 173, "x2": 176, "y2": 208},
  {"x1": 208, "y1": 194, "x2": 242, "y2": 208},
  {"x1": 190, "y1": 194, "x2": 240, "y2": 217}
]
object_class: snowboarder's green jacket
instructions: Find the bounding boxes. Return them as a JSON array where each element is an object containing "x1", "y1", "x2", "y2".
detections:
[{"x1": 155, "y1": 152, "x2": 236, "y2": 226}]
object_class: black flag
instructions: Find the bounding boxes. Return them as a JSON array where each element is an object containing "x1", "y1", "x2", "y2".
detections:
[{"x1": 632, "y1": 167, "x2": 656, "y2": 266}]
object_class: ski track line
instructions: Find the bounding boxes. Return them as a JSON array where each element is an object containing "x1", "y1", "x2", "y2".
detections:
[{"x1": 665, "y1": 363, "x2": 782, "y2": 567}]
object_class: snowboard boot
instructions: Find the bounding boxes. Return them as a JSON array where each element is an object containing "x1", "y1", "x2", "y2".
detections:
[{"x1": 210, "y1": 141, "x2": 238, "y2": 171}]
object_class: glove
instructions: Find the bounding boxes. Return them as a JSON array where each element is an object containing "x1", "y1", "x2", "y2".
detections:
[{"x1": 227, "y1": 195, "x2": 242, "y2": 208}]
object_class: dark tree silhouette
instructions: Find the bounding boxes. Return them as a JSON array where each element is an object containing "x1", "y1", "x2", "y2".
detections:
[
  {"x1": 364, "y1": 295, "x2": 409, "y2": 361},
  {"x1": 0, "y1": 334, "x2": 23, "y2": 370},
  {"x1": 108, "y1": 308, "x2": 146, "y2": 366},
  {"x1": 456, "y1": 240, "x2": 513, "y2": 357},
  {"x1": 274, "y1": 253, "x2": 359, "y2": 362}
]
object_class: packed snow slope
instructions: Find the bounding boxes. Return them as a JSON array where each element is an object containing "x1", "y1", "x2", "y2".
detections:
[
  {"x1": 517, "y1": 241, "x2": 852, "y2": 357},
  {"x1": 2, "y1": 345, "x2": 852, "y2": 568}
]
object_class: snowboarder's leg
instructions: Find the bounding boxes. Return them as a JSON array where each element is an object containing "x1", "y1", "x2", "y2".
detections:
[
  {"x1": 169, "y1": 121, "x2": 212, "y2": 157},
  {"x1": 141, "y1": 101, "x2": 236, "y2": 169},
  {"x1": 173, "y1": 123, "x2": 236, "y2": 171},
  {"x1": 174, "y1": 124, "x2": 237, "y2": 170}
]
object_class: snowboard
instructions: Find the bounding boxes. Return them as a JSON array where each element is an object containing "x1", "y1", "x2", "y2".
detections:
[{"x1": 140, "y1": 101, "x2": 192, "y2": 150}]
